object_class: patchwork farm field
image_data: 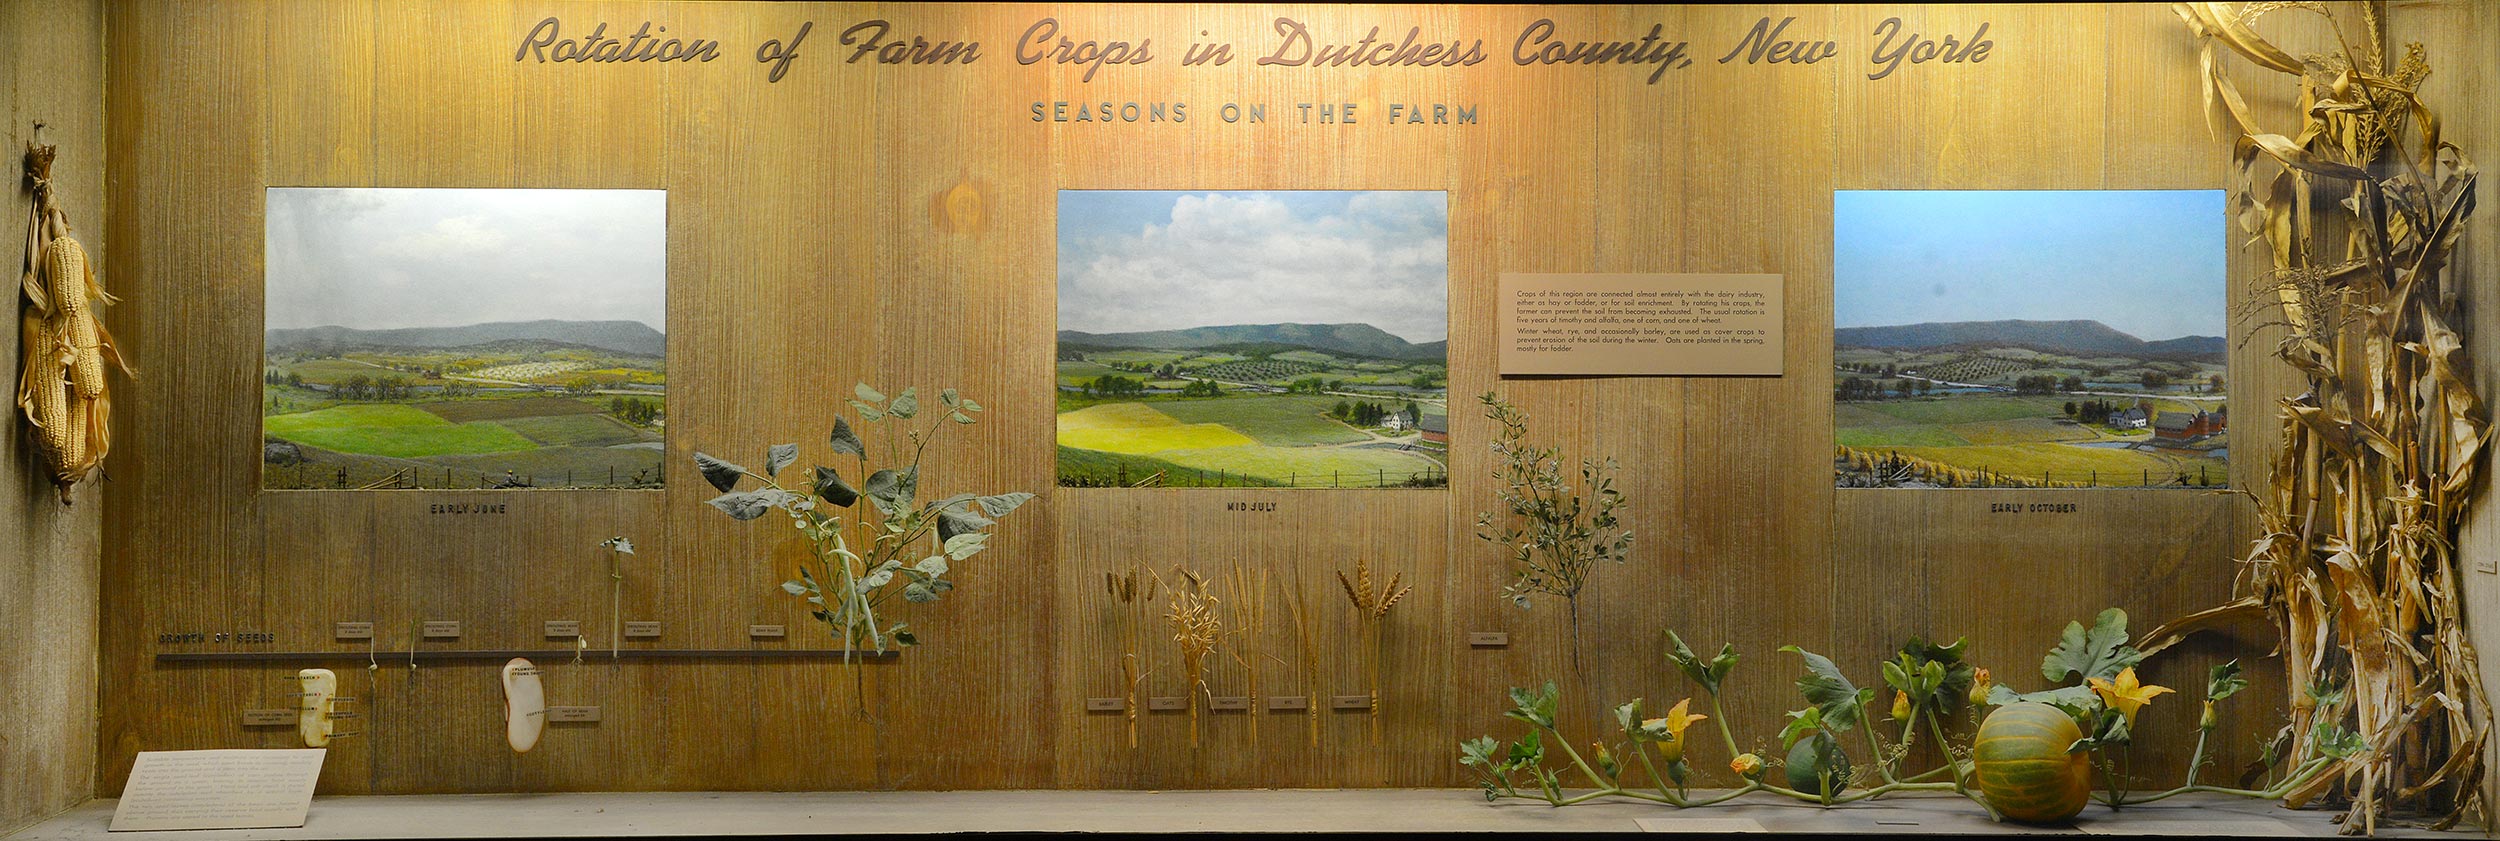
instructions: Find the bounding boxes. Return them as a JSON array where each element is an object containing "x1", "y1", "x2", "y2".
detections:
[
  {"x1": 1836, "y1": 393, "x2": 2225, "y2": 488},
  {"x1": 262, "y1": 391, "x2": 662, "y2": 489},
  {"x1": 1056, "y1": 395, "x2": 1443, "y2": 488}
]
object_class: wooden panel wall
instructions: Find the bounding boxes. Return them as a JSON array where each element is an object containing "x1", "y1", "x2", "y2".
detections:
[
  {"x1": 0, "y1": 0, "x2": 105, "y2": 832},
  {"x1": 95, "y1": 2, "x2": 2373, "y2": 795}
]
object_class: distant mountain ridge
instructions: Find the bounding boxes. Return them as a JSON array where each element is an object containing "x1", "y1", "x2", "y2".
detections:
[
  {"x1": 1835, "y1": 319, "x2": 2223, "y2": 360},
  {"x1": 267, "y1": 319, "x2": 664, "y2": 357},
  {"x1": 1060, "y1": 322, "x2": 1444, "y2": 361}
]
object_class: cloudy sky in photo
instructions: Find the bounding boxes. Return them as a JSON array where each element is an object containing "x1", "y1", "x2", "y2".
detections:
[
  {"x1": 1835, "y1": 190, "x2": 2225, "y2": 341},
  {"x1": 266, "y1": 188, "x2": 666, "y2": 331},
  {"x1": 1058, "y1": 191, "x2": 1449, "y2": 344}
]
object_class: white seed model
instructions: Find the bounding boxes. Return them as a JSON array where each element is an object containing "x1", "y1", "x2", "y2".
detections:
[
  {"x1": 502, "y1": 658, "x2": 545, "y2": 753},
  {"x1": 296, "y1": 668, "x2": 338, "y2": 748}
]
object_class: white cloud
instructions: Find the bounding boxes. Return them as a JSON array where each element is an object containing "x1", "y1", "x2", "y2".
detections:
[{"x1": 1059, "y1": 191, "x2": 1448, "y2": 343}]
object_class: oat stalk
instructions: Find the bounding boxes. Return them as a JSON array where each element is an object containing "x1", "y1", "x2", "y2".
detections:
[{"x1": 1160, "y1": 567, "x2": 1223, "y2": 750}]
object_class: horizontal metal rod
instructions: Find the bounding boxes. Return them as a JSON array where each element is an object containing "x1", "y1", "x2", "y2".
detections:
[{"x1": 157, "y1": 649, "x2": 901, "y2": 664}]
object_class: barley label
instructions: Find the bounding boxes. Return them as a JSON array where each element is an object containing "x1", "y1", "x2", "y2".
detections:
[{"x1": 1500, "y1": 273, "x2": 1784, "y2": 376}]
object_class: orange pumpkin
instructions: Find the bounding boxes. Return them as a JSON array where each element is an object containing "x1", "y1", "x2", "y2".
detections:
[{"x1": 1973, "y1": 702, "x2": 2093, "y2": 823}]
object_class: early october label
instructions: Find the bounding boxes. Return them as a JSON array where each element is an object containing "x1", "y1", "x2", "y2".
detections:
[{"x1": 1499, "y1": 273, "x2": 1783, "y2": 376}]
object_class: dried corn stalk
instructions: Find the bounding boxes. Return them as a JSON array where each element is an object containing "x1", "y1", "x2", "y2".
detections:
[
  {"x1": 18, "y1": 143, "x2": 128, "y2": 504},
  {"x1": 1339, "y1": 558, "x2": 1411, "y2": 746},
  {"x1": 2160, "y1": 3, "x2": 2489, "y2": 833}
]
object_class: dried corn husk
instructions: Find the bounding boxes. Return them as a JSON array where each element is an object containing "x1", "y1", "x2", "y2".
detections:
[
  {"x1": 2156, "y1": 3, "x2": 2489, "y2": 833},
  {"x1": 18, "y1": 143, "x2": 130, "y2": 504}
]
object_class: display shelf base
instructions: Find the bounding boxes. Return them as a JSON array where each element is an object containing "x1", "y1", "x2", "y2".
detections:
[{"x1": 4, "y1": 789, "x2": 2473, "y2": 840}]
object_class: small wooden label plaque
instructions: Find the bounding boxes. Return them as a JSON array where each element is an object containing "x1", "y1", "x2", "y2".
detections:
[
  {"x1": 547, "y1": 706, "x2": 600, "y2": 723},
  {"x1": 1267, "y1": 696, "x2": 1310, "y2": 711},
  {"x1": 1210, "y1": 696, "x2": 1251, "y2": 711},
  {"x1": 239, "y1": 709, "x2": 293, "y2": 727},
  {"x1": 543, "y1": 620, "x2": 581, "y2": 638},
  {"x1": 1467, "y1": 631, "x2": 1510, "y2": 647},
  {"x1": 1331, "y1": 695, "x2": 1374, "y2": 710},
  {"x1": 419, "y1": 620, "x2": 460, "y2": 639},
  {"x1": 748, "y1": 624, "x2": 786, "y2": 639},
  {"x1": 332, "y1": 622, "x2": 374, "y2": 640},
  {"x1": 623, "y1": 621, "x2": 661, "y2": 639},
  {"x1": 1147, "y1": 696, "x2": 1185, "y2": 711},
  {"x1": 1083, "y1": 697, "x2": 1124, "y2": 712}
]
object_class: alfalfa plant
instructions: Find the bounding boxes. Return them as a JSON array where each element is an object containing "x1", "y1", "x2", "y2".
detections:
[
  {"x1": 1476, "y1": 392, "x2": 1633, "y2": 673},
  {"x1": 1160, "y1": 566, "x2": 1224, "y2": 749},
  {"x1": 1104, "y1": 563, "x2": 1157, "y2": 749},
  {"x1": 693, "y1": 385, "x2": 1032, "y2": 665},
  {"x1": 1339, "y1": 558, "x2": 1411, "y2": 745}
]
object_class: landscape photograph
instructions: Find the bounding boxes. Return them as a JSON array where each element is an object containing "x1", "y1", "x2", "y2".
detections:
[
  {"x1": 1833, "y1": 190, "x2": 2228, "y2": 489},
  {"x1": 262, "y1": 188, "x2": 667, "y2": 490},
  {"x1": 1057, "y1": 190, "x2": 1449, "y2": 489}
]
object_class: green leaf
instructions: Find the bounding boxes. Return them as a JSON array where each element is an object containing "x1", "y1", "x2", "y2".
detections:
[
  {"x1": 914, "y1": 556, "x2": 950, "y2": 576},
  {"x1": 936, "y1": 507, "x2": 994, "y2": 544},
  {"x1": 960, "y1": 398, "x2": 983, "y2": 412},
  {"x1": 1779, "y1": 706, "x2": 1823, "y2": 749},
  {"x1": 780, "y1": 580, "x2": 808, "y2": 596},
  {"x1": 944, "y1": 531, "x2": 990, "y2": 560},
  {"x1": 889, "y1": 387, "x2": 919, "y2": 419},
  {"x1": 2311, "y1": 720, "x2": 2366, "y2": 758},
  {"x1": 2207, "y1": 660, "x2": 2248, "y2": 702},
  {"x1": 854, "y1": 383, "x2": 887, "y2": 403},
  {"x1": 949, "y1": 412, "x2": 974, "y2": 424},
  {"x1": 812, "y1": 466, "x2": 860, "y2": 507},
  {"x1": 1780, "y1": 645, "x2": 1867, "y2": 733},
  {"x1": 1507, "y1": 729, "x2": 1545, "y2": 766},
  {"x1": 1504, "y1": 681, "x2": 1559, "y2": 729},
  {"x1": 1665, "y1": 630, "x2": 1736, "y2": 695},
  {"x1": 1459, "y1": 736, "x2": 1500, "y2": 768},
  {"x1": 1989, "y1": 683, "x2": 2101, "y2": 716},
  {"x1": 692, "y1": 451, "x2": 747, "y2": 493},
  {"x1": 828, "y1": 416, "x2": 865, "y2": 458},
  {"x1": 1899, "y1": 636, "x2": 1976, "y2": 706},
  {"x1": 940, "y1": 388, "x2": 961, "y2": 408},
  {"x1": 849, "y1": 400, "x2": 885, "y2": 422},
  {"x1": 1612, "y1": 698, "x2": 1646, "y2": 738},
  {"x1": 862, "y1": 467, "x2": 919, "y2": 516},
  {"x1": 764, "y1": 443, "x2": 799, "y2": 477},
  {"x1": 892, "y1": 628, "x2": 918, "y2": 647},
  {"x1": 2041, "y1": 608, "x2": 2142, "y2": 686},
  {"x1": 977, "y1": 492, "x2": 1035, "y2": 519},
  {"x1": 706, "y1": 489, "x2": 793, "y2": 521},
  {"x1": 902, "y1": 582, "x2": 940, "y2": 603}
]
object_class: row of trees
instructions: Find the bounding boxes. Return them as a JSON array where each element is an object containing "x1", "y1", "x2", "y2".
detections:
[
  {"x1": 1083, "y1": 374, "x2": 1148, "y2": 398},
  {"x1": 608, "y1": 396, "x2": 661, "y2": 426},
  {"x1": 2066, "y1": 398, "x2": 2134, "y2": 424},
  {"x1": 1835, "y1": 376, "x2": 1935, "y2": 400}
]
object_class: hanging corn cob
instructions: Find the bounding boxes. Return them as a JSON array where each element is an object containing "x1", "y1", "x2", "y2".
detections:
[{"x1": 19, "y1": 143, "x2": 130, "y2": 504}]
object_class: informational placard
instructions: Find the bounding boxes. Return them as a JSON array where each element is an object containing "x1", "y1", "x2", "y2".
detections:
[
  {"x1": 1500, "y1": 273, "x2": 1784, "y2": 376},
  {"x1": 109, "y1": 749, "x2": 325, "y2": 832}
]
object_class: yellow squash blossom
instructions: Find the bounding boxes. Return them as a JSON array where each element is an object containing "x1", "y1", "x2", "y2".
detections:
[
  {"x1": 1730, "y1": 752, "x2": 1764, "y2": 779},
  {"x1": 1890, "y1": 690, "x2": 1911, "y2": 720},
  {"x1": 1968, "y1": 667, "x2": 1993, "y2": 706},
  {"x1": 1640, "y1": 698, "x2": 1708, "y2": 763},
  {"x1": 2087, "y1": 667, "x2": 2175, "y2": 728}
]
